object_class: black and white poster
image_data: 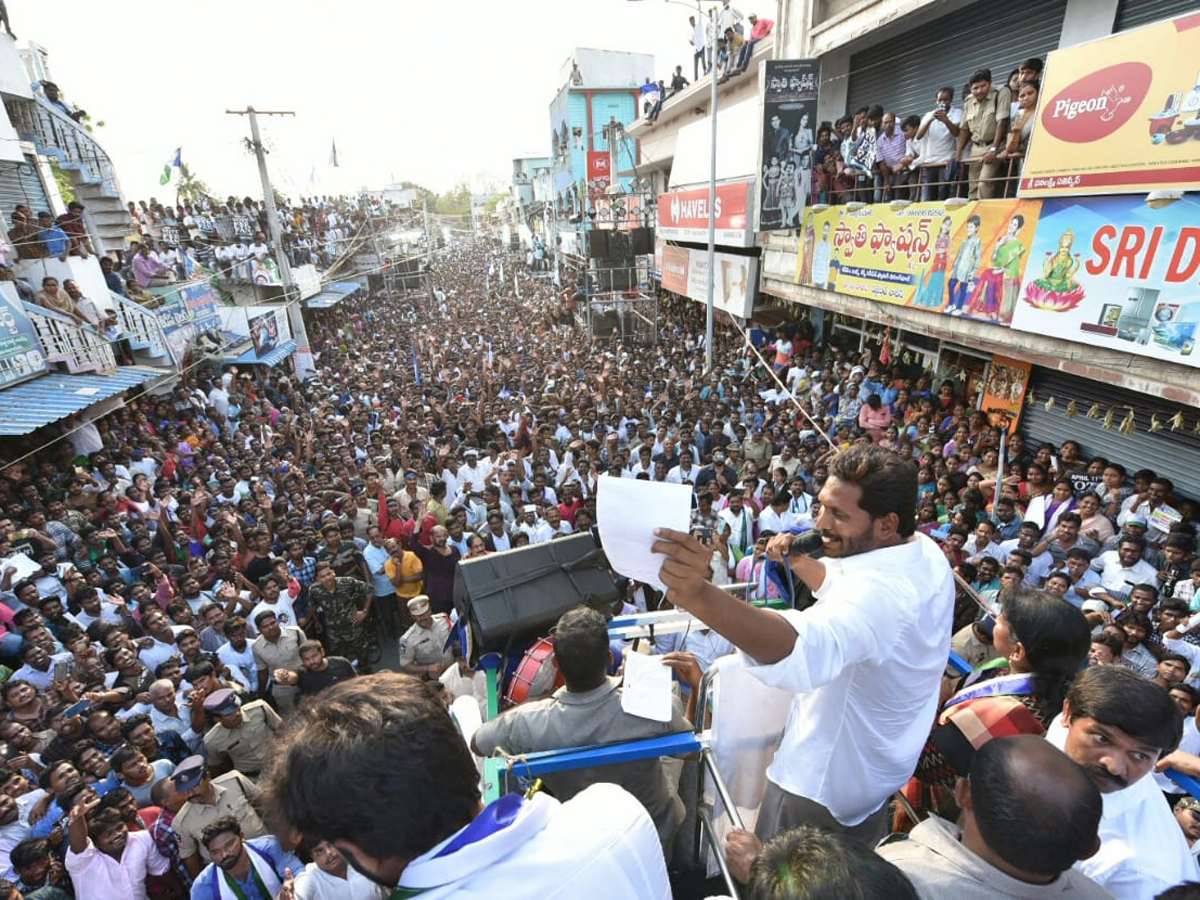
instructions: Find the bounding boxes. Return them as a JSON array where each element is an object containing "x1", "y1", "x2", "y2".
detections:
[{"x1": 759, "y1": 59, "x2": 819, "y2": 232}]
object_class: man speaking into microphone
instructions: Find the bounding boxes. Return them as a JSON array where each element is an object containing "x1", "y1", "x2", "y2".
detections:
[{"x1": 653, "y1": 445, "x2": 954, "y2": 846}]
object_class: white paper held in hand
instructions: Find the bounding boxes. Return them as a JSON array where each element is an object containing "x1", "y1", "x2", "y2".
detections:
[
  {"x1": 621, "y1": 649, "x2": 674, "y2": 722},
  {"x1": 596, "y1": 477, "x2": 693, "y2": 594}
]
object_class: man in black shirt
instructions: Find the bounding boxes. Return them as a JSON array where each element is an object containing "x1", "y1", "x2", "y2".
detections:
[{"x1": 273, "y1": 640, "x2": 356, "y2": 699}]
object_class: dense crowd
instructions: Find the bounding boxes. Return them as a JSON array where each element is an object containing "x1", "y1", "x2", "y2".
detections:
[{"x1": 0, "y1": 229, "x2": 1197, "y2": 898}]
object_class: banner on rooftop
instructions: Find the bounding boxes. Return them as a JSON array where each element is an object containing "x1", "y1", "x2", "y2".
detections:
[
  {"x1": 657, "y1": 240, "x2": 758, "y2": 319},
  {"x1": 0, "y1": 287, "x2": 48, "y2": 388},
  {"x1": 1008, "y1": 194, "x2": 1200, "y2": 369},
  {"x1": 1019, "y1": 11, "x2": 1200, "y2": 197},
  {"x1": 795, "y1": 199, "x2": 1042, "y2": 326},
  {"x1": 758, "y1": 59, "x2": 819, "y2": 232}
]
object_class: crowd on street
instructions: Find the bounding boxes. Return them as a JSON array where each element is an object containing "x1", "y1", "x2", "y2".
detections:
[{"x1": 0, "y1": 228, "x2": 1197, "y2": 899}]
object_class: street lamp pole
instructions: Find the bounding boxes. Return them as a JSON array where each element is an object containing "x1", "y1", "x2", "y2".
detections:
[{"x1": 704, "y1": 1, "x2": 716, "y2": 374}]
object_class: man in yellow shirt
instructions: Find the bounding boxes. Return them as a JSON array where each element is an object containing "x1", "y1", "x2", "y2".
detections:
[{"x1": 384, "y1": 539, "x2": 424, "y2": 630}]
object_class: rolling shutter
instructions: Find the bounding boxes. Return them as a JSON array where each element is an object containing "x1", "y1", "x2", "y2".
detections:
[
  {"x1": 1019, "y1": 368, "x2": 1200, "y2": 500},
  {"x1": 0, "y1": 155, "x2": 52, "y2": 219},
  {"x1": 1116, "y1": 0, "x2": 1200, "y2": 31},
  {"x1": 846, "y1": 0, "x2": 1068, "y2": 121}
]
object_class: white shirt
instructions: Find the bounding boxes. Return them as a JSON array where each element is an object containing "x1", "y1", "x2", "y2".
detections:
[
  {"x1": 756, "y1": 507, "x2": 801, "y2": 535},
  {"x1": 665, "y1": 464, "x2": 699, "y2": 485},
  {"x1": 918, "y1": 106, "x2": 964, "y2": 164},
  {"x1": 718, "y1": 508, "x2": 755, "y2": 556},
  {"x1": 1047, "y1": 716, "x2": 1199, "y2": 899},
  {"x1": 1090, "y1": 550, "x2": 1158, "y2": 594},
  {"x1": 294, "y1": 862, "x2": 384, "y2": 900},
  {"x1": 218, "y1": 641, "x2": 258, "y2": 691},
  {"x1": 394, "y1": 783, "x2": 670, "y2": 899},
  {"x1": 744, "y1": 534, "x2": 954, "y2": 825},
  {"x1": 65, "y1": 831, "x2": 169, "y2": 900},
  {"x1": 964, "y1": 535, "x2": 1005, "y2": 563}
]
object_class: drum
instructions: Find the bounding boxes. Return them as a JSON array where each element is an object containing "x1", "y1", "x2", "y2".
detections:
[{"x1": 503, "y1": 637, "x2": 564, "y2": 707}]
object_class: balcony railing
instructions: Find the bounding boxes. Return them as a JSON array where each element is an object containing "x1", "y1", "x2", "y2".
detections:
[
  {"x1": 5, "y1": 94, "x2": 123, "y2": 198},
  {"x1": 22, "y1": 302, "x2": 116, "y2": 374},
  {"x1": 813, "y1": 155, "x2": 1025, "y2": 206},
  {"x1": 109, "y1": 291, "x2": 169, "y2": 360}
]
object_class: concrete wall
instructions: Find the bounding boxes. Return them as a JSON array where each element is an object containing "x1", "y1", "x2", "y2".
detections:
[
  {"x1": 0, "y1": 38, "x2": 33, "y2": 102},
  {"x1": 563, "y1": 49, "x2": 656, "y2": 90}
]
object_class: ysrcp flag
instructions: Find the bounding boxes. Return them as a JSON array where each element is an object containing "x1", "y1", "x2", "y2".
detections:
[{"x1": 160, "y1": 148, "x2": 181, "y2": 185}]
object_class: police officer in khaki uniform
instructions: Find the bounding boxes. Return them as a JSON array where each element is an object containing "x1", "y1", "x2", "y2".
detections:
[
  {"x1": 398, "y1": 595, "x2": 452, "y2": 680},
  {"x1": 201, "y1": 688, "x2": 282, "y2": 779}
]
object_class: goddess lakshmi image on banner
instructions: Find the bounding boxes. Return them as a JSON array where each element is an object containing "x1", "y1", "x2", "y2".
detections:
[
  {"x1": 1023, "y1": 228, "x2": 1085, "y2": 313},
  {"x1": 964, "y1": 214, "x2": 1027, "y2": 323}
]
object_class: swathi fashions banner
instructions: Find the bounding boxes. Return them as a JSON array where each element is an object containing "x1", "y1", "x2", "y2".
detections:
[
  {"x1": 1009, "y1": 195, "x2": 1200, "y2": 367},
  {"x1": 796, "y1": 199, "x2": 1043, "y2": 325}
]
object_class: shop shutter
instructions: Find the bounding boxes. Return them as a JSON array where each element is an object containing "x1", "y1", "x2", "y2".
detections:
[
  {"x1": 846, "y1": 0, "x2": 1068, "y2": 121},
  {"x1": 1116, "y1": 0, "x2": 1200, "y2": 31},
  {"x1": 0, "y1": 155, "x2": 52, "y2": 220},
  {"x1": 1019, "y1": 368, "x2": 1200, "y2": 501}
]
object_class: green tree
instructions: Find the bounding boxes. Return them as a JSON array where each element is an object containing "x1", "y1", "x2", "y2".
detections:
[
  {"x1": 176, "y1": 163, "x2": 211, "y2": 205},
  {"x1": 436, "y1": 180, "x2": 472, "y2": 217},
  {"x1": 49, "y1": 158, "x2": 75, "y2": 205}
]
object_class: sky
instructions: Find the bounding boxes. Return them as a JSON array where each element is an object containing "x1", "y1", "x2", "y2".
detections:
[{"x1": 18, "y1": 0, "x2": 714, "y2": 204}]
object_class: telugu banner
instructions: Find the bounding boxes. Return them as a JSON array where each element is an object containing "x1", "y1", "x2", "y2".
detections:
[
  {"x1": 1020, "y1": 11, "x2": 1200, "y2": 196},
  {"x1": 795, "y1": 199, "x2": 1042, "y2": 325},
  {"x1": 1008, "y1": 194, "x2": 1200, "y2": 369},
  {"x1": 758, "y1": 59, "x2": 819, "y2": 232}
]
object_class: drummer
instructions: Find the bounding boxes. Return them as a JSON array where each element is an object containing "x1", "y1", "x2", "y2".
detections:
[{"x1": 398, "y1": 595, "x2": 453, "y2": 681}]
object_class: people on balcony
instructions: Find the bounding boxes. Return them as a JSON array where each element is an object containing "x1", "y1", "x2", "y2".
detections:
[
  {"x1": 32, "y1": 81, "x2": 86, "y2": 123},
  {"x1": 131, "y1": 244, "x2": 175, "y2": 289},
  {"x1": 99, "y1": 257, "x2": 124, "y2": 297},
  {"x1": 33, "y1": 275, "x2": 94, "y2": 327},
  {"x1": 915, "y1": 87, "x2": 964, "y2": 202},
  {"x1": 35, "y1": 212, "x2": 71, "y2": 263},
  {"x1": 57, "y1": 202, "x2": 94, "y2": 260},
  {"x1": 689, "y1": 13, "x2": 710, "y2": 81},
  {"x1": 728, "y1": 12, "x2": 772, "y2": 76},
  {"x1": 8, "y1": 210, "x2": 47, "y2": 260},
  {"x1": 957, "y1": 68, "x2": 1012, "y2": 201}
]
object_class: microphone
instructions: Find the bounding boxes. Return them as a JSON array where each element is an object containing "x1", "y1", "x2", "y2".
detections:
[{"x1": 787, "y1": 531, "x2": 825, "y2": 560}]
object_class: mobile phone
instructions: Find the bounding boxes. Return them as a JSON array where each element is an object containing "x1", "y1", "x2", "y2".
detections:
[
  {"x1": 63, "y1": 699, "x2": 90, "y2": 719},
  {"x1": 53, "y1": 661, "x2": 70, "y2": 683}
]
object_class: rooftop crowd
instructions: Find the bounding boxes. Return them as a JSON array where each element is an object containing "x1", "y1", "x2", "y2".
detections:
[
  {"x1": 782, "y1": 57, "x2": 1044, "y2": 209},
  {"x1": 3, "y1": 193, "x2": 379, "y2": 331},
  {"x1": 0, "y1": 228, "x2": 1196, "y2": 898}
]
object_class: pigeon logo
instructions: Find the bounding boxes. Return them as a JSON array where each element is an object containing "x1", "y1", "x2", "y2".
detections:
[
  {"x1": 1041, "y1": 62, "x2": 1151, "y2": 143},
  {"x1": 670, "y1": 194, "x2": 681, "y2": 223}
]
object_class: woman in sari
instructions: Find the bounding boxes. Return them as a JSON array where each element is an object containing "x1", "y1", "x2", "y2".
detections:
[
  {"x1": 965, "y1": 214, "x2": 1027, "y2": 322},
  {"x1": 903, "y1": 589, "x2": 1090, "y2": 820}
]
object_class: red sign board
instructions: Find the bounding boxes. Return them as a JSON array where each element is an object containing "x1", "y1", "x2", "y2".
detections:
[
  {"x1": 656, "y1": 181, "x2": 754, "y2": 247},
  {"x1": 587, "y1": 151, "x2": 610, "y2": 199}
]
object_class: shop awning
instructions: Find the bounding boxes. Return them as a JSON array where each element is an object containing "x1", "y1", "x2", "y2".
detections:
[
  {"x1": 0, "y1": 366, "x2": 165, "y2": 436},
  {"x1": 225, "y1": 339, "x2": 297, "y2": 368},
  {"x1": 305, "y1": 280, "x2": 362, "y2": 309}
]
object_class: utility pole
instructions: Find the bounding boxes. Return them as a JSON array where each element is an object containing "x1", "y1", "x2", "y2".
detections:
[{"x1": 225, "y1": 106, "x2": 314, "y2": 381}]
